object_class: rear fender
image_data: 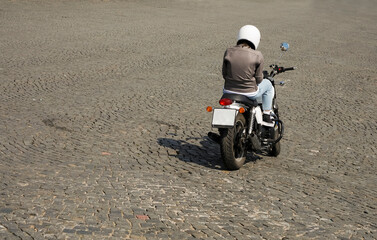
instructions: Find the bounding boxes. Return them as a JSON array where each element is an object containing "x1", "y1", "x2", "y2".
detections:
[{"x1": 224, "y1": 102, "x2": 247, "y2": 111}]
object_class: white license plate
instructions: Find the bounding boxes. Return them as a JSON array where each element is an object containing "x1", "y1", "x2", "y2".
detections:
[{"x1": 212, "y1": 109, "x2": 237, "y2": 128}]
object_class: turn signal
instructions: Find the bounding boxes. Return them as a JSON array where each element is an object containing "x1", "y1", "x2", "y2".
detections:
[
  {"x1": 206, "y1": 106, "x2": 213, "y2": 112},
  {"x1": 219, "y1": 98, "x2": 233, "y2": 106},
  {"x1": 239, "y1": 107, "x2": 245, "y2": 113}
]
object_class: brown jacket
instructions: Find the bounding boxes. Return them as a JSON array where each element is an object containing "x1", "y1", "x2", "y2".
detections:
[{"x1": 222, "y1": 45, "x2": 264, "y2": 93}]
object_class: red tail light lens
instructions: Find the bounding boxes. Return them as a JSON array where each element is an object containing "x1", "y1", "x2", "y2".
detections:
[{"x1": 219, "y1": 98, "x2": 233, "y2": 106}]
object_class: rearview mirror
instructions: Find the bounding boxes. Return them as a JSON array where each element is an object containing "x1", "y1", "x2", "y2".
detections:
[{"x1": 280, "y1": 42, "x2": 289, "y2": 51}]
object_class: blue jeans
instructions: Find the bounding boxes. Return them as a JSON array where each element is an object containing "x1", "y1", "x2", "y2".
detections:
[{"x1": 248, "y1": 79, "x2": 274, "y2": 111}]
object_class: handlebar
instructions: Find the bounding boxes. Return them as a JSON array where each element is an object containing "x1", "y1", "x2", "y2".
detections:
[
  {"x1": 284, "y1": 67, "x2": 296, "y2": 71},
  {"x1": 269, "y1": 64, "x2": 296, "y2": 74}
]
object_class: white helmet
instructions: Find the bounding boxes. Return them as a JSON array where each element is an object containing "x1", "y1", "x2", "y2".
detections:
[{"x1": 237, "y1": 25, "x2": 261, "y2": 50}]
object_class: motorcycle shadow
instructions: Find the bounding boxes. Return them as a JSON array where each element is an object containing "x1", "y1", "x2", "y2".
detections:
[{"x1": 157, "y1": 137, "x2": 260, "y2": 170}]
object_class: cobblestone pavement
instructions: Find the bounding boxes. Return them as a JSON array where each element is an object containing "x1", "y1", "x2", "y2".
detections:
[{"x1": 1, "y1": 0, "x2": 376, "y2": 239}]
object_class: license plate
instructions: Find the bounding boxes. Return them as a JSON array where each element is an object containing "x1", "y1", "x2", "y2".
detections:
[{"x1": 212, "y1": 109, "x2": 237, "y2": 128}]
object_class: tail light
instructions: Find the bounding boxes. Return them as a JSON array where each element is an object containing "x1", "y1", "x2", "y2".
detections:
[{"x1": 219, "y1": 98, "x2": 233, "y2": 106}]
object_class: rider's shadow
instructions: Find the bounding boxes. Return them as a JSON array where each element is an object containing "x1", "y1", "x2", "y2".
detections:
[{"x1": 157, "y1": 137, "x2": 259, "y2": 170}]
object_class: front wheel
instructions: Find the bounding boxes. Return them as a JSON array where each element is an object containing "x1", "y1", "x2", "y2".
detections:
[
  {"x1": 219, "y1": 114, "x2": 247, "y2": 170},
  {"x1": 273, "y1": 100, "x2": 279, "y2": 119}
]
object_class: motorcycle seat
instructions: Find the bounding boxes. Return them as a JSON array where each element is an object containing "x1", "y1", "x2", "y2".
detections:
[{"x1": 221, "y1": 93, "x2": 258, "y2": 107}]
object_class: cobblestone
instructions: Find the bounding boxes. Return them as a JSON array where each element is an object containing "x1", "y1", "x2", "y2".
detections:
[{"x1": 1, "y1": 0, "x2": 377, "y2": 239}]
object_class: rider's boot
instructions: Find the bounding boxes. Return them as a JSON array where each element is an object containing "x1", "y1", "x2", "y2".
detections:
[{"x1": 262, "y1": 113, "x2": 275, "y2": 128}]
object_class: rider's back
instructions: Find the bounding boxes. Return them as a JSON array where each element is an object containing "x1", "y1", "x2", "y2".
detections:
[{"x1": 222, "y1": 45, "x2": 264, "y2": 94}]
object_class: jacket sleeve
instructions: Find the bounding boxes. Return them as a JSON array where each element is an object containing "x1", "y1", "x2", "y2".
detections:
[{"x1": 255, "y1": 54, "x2": 264, "y2": 84}]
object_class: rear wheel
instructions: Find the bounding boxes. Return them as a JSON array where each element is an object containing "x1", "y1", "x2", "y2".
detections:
[{"x1": 219, "y1": 114, "x2": 247, "y2": 170}]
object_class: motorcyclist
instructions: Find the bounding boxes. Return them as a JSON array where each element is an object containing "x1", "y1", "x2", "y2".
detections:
[{"x1": 222, "y1": 25, "x2": 275, "y2": 126}]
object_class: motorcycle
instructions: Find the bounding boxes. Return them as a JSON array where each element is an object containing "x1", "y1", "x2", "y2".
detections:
[{"x1": 206, "y1": 42, "x2": 296, "y2": 170}]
